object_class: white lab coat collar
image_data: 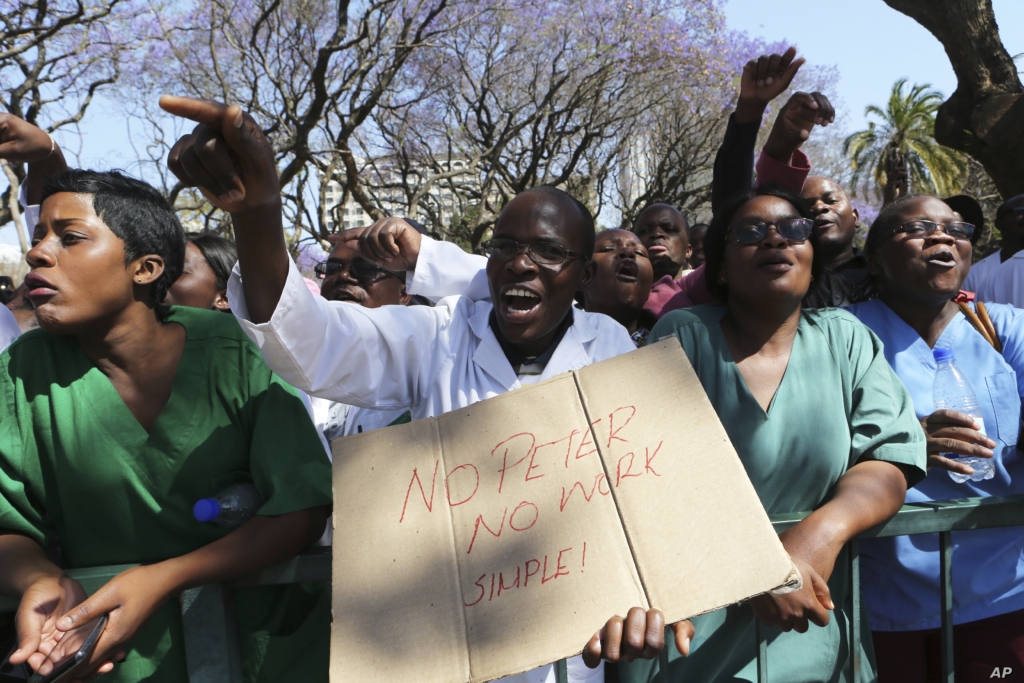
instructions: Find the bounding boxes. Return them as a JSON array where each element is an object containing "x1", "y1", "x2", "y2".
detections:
[{"x1": 465, "y1": 301, "x2": 596, "y2": 390}]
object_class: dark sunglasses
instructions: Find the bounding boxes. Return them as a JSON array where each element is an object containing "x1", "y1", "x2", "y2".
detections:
[
  {"x1": 313, "y1": 260, "x2": 402, "y2": 284},
  {"x1": 727, "y1": 218, "x2": 815, "y2": 245},
  {"x1": 482, "y1": 238, "x2": 586, "y2": 267},
  {"x1": 887, "y1": 220, "x2": 974, "y2": 241}
]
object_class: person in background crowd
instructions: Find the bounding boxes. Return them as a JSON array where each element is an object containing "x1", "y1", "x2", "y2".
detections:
[
  {"x1": 581, "y1": 228, "x2": 655, "y2": 346},
  {"x1": 847, "y1": 194, "x2": 1024, "y2": 683},
  {"x1": 688, "y1": 222, "x2": 709, "y2": 269},
  {"x1": 159, "y1": 94, "x2": 694, "y2": 683},
  {"x1": 165, "y1": 233, "x2": 237, "y2": 311},
  {"x1": 5, "y1": 283, "x2": 39, "y2": 333},
  {"x1": 621, "y1": 185, "x2": 926, "y2": 683},
  {"x1": 966, "y1": 194, "x2": 1024, "y2": 303},
  {"x1": 312, "y1": 217, "x2": 416, "y2": 440},
  {"x1": 632, "y1": 203, "x2": 691, "y2": 280},
  {"x1": 800, "y1": 176, "x2": 866, "y2": 305},
  {"x1": 0, "y1": 133, "x2": 333, "y2": 681}
]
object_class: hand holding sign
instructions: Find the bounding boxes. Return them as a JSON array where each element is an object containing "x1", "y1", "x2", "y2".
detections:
[
  {"x1": 160, "y1": 96, "x2": 279, "y2": 215},
  {"x1": 583, "y1": 608, "x2": 694, "y2": 668}
]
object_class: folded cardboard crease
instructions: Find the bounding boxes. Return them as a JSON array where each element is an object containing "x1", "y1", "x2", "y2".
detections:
[{"x1": 331, "y1": 338, "x2": 800, "y2": 683}]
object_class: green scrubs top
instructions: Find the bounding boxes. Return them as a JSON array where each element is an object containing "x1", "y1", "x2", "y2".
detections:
[
  {"x1": 621, "y1": 305, "x2": 926, "y2": 683},
  {"x1": 0, "y1": 306, "x2": 333, "y2": 683}
]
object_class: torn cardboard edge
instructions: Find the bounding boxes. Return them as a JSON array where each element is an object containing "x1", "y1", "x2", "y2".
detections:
[{"x1": 331, "y1": 337, "x2": 800, "y2": 683}]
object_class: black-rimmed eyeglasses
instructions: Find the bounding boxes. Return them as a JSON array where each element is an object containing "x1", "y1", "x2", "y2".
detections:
[
  {"x1": 886, "y1": 220, "x2": 975, "y2": 242},
  {"x1": 313, "y1": 260, "x2": 402, "y2": 284},
  {"x1": 481, "y1": 238, "x2": 587, "y2": 267}
]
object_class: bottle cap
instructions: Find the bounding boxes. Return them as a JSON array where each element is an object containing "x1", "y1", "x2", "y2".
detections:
[
  {"x1": 933, "y1": 347, "x2": 955, "y2": 363},
  {"x1": 193, "y1": 498, "x2": 221, "y2": 522}
]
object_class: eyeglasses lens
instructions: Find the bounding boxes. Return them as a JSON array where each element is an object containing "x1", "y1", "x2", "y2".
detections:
[{"x1": 731, "y1": 219, "x2": 812, "y2": 244}]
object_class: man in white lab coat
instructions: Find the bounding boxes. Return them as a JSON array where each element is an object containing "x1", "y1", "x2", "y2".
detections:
[{"x1": 159, "y1": 95, "x2": 693, "y2": 683}]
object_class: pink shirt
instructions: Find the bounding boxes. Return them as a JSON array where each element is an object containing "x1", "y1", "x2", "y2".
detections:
[
  {"x1": 642, "y1": 265, "x2": 714, "y2": 320},
  {"x1": 755, "y1": 148, "x2": 811, "y2": 194}
]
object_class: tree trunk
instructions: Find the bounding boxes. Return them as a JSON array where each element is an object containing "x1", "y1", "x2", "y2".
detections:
[{"x1": 882, "y1": 0, "x2": 1024, "y2": 199}]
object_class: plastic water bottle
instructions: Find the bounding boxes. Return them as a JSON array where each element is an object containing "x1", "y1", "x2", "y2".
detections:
[
  {"x1": 193, "y1": 483, "x2": 263, "y2": 528},
  {"x1": 932, "y1": 348, "x2": 995, "y2": 483}
]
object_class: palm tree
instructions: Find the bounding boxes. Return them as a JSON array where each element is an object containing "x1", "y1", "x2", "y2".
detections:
[{"x1": 844, "y1": 79, "x2": 966, "y2": 198}]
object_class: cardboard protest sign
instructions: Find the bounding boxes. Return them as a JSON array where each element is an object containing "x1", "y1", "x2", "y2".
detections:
[{"x1": 330, "y1": 337, "x2": 798, "y2": 683}]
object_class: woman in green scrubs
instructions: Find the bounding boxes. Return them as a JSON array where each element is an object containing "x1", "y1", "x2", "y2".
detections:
[
  {"x1": 0, "y1": 160, "x2": 332, "y2": 682},
  {"x1": 620, "y1": 187, "x2": 927, "y2": 683}
]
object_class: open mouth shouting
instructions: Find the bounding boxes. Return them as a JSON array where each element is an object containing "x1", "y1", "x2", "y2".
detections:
[
  {"x1": 615, "y1": 259, "x2": 640, "y2": 283},
  {"x1": 323, "y1": 285, "x2": 365, "y2": 304},
  {"x1": 500, "y1": 284, "x2": 543, "y2": 323},
  {"x1": 925, "y1": 248, "x2": 957, "y2": 269}
]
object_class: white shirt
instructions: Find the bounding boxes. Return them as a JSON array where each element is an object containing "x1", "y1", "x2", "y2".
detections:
[
  {"x1": 0, "y1": 306, "x2": 21, "y2": 352},
  {"x1": 962, "y1": 251, "x2": 1002, "y2": 294},
  {"x1": 228, "y1": 240, "x2": 632, "y2": 683},
  {"x1": 976, "y1": 250, "x2": 1024, "y2": 307}
]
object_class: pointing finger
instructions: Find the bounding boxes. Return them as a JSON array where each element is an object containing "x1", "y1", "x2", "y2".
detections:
[{"x1": 159, "y1": 95, "x2": 230, "y2": 129}]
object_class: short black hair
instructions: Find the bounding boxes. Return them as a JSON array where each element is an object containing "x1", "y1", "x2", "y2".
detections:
[
  {"x1": 186, "y1": 232, "x2": 237, "y2": 292},
  {"x1": 704, "y1": 185, "x2": 836, "y2": 307},
  {"x1": 41, "y1": 169, "x2": 185, "y2": 320},
  {"x1": 524, "y1": 185, "x2": 597, "y2": 258}
]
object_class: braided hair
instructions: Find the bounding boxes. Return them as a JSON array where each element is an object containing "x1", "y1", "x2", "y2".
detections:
[{"x1": 41, "y1": 170, "x2": 185, "y2": 320}]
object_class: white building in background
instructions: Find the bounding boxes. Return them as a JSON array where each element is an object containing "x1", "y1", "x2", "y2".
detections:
[{"x1": 322, "y1": 157, "x2": 480, "y2": 233}]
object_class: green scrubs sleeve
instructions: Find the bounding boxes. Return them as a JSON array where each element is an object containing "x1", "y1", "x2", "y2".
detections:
[
  {"x1": 0, "y1": 359, "x2": 51, "y2": 547},
  {"x1": 245, "y1": 356, "x2": 333, "y2": 517},
  {"x1": 834, "y1": 313, "x2": 928, "y2": 486}
]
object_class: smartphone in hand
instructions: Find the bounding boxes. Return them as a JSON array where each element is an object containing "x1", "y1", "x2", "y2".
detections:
[{"x1": 26, "y1": 614, "x2": 108, "y2": 683}]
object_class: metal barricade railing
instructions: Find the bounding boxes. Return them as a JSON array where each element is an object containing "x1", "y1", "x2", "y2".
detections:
[{"x1": 3, "y1": 495, "x2": 1024, "y2": 683}]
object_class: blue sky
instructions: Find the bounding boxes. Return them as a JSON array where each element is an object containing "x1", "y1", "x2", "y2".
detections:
[
  {"x1": 723, "y1": 0, "x2": 1024, "y2": 128},
  {"x1": 2, "y1": 0, "x2": 1022, "y2": 246}
]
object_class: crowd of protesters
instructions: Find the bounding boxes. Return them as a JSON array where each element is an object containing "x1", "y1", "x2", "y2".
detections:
[{"x1": 0, "y1": 44, "x2": 1022, "y2": 683}]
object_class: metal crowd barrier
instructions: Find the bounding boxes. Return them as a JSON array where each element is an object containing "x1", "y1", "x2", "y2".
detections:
[{"x1": 2, "y1": 495, "x2": 1024, "y2": 683}]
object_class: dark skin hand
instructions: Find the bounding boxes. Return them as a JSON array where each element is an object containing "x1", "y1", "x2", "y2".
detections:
[
  {"x1": 3, "y1": 509, "x2": 327, "y2": 681},
  {"x1": 750, "y1": 460, "x2": 911, "y2": 632},
  {"x1": 882, "y1": 153, "x2": 909, "y2": 208},
  {"x1": 582, "y1": 229, "x2": 653, "y2": 333},
  {"x1": 801, "y1": 177, "x2": 860, "y2": 266},
  {"x1": 734, "y1": 47, "x2": 806, "y2": 125},
  {"x1": 582, "y1": 608, "x2": 695, "y2": 668},
  {"x1": 632, "y1": 204, "x2": 690, "y2": 280},
  {"x1": 719, "y1": 195, "x2": 913, "y2": 631},
  {"x1": 869, "y1": 195, "x2": 997, "y2": 474},
  {"x1": 160, "y1": 96, "x2": 286, "y2": 325},
  {"x1": 763, "y1": 91, "x2": 835, "y2": 166},
  {"x1": 0, "y1": 114, "x2": 69, "y2": 205},
  {"x1": 334, "y1": 216, "x2": 423, "y2": 272}
]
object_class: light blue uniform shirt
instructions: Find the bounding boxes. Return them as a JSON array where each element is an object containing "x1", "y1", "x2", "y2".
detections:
[{"x1": 848, "y1": 299, "x2": 1024, "y2": 630}]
